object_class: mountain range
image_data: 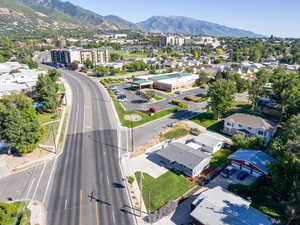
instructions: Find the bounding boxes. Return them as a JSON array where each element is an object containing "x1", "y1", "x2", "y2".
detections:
[{"x1": 0, "y1": 0, "x2": 264, "y2": 37}]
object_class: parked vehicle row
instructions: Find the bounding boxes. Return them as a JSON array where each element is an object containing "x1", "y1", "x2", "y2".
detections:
[
  {"x1": 220, "y1": 166, "x2": 249, "y2": 181},
  {"x1": 111, "y1": 85, "x2": 127, "y2": 102}
]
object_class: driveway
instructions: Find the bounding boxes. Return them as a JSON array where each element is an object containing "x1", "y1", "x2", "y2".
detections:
[
  {"x1": 207, "y1": 170, "x2": 257, "y2": 189},
  {"x1": 126, "y1": 149, "x2": 168, "y2": 178}
]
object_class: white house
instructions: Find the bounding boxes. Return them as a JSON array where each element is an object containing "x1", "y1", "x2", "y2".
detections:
[
  {"x1": 223, "y1": 113, "x2": 277, "y2": 145},
  {"x1": 192, "y1": 133, "x2": 224, "y2": 154}
]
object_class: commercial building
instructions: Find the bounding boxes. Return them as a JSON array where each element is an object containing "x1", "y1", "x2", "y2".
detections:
[
  {"x1": 50, "y1": 48, "x2": 109, "y2": 66},
  {"x1": 132, "y1": 72, "x2": 199, "y2": 92},
  {"x1": 191, "y1": 186, "x2": 273, "y2": 225},
  {"x1": 156, "y1": 142, "x2": 211, "y2": 177}
]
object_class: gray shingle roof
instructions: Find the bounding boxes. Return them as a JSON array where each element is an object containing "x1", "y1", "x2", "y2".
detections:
[
  {"x1": 191, "y1": 186, "x2": 273, "y2": 225},
  {"x1": 228, "y1": 149, "x2": 274, "y2": 174},
  {"x1": 194, "y1": 133, "x2": 223, "y2": 148},
  {"x1": 156, "y1": 142, "x2": 210, "y2": 170},
  {"x1": 224, "y1": 113, "x2": 276, "y2": 130}
]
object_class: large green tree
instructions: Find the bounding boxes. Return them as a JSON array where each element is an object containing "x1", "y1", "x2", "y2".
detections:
[
  {"x1": 36, "y1": 70, "x2": 60, "y2": 112},
  {"x1": 0, "y1": 93, "x2": 43, "y2": 155},
  {"x1": 208, "y1": 79, "x2": 236, "y2": 119}
]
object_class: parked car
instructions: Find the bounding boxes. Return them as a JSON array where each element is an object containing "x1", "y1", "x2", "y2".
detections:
[
  {"x1": 190, "y1": 128, "x2": 201, "y2": 136},
  {"x1": 220, "y1": 166, "x2": 237, "y2": 178},
  {"x1": 175, "y1": 91, "x2": 181, "y2": 95},
  {"x1": 136, "y1": 91, "x2": 144, "y2": 96},
  {"x1": 236, "y1": 171, "x2": 249, "y2": 180},
  {"x1": 117, "y1": 95, "x2": 127, "y2": 102}
]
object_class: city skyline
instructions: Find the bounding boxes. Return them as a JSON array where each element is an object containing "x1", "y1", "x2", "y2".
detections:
[{"x1": 70, "y1": 0, "x2": 300, "y2": 38}]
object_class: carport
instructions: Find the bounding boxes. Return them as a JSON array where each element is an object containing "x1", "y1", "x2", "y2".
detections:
[{"x1": 131, "y1": 79, "x2": 153, "y2": 89}]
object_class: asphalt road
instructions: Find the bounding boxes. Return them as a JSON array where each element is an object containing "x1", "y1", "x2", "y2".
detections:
[{"x1": 44, "y1": 69, "x2": 134, "y2": 225}]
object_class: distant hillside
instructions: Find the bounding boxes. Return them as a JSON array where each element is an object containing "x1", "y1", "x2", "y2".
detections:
[
  {"x1": 105, "y1": 15, "x2": 139, "y2": 30},
  {"x1": 20, "y1": 0, "x2": 120, "y2": 30},
  {"x1": 137, "y1": 16, "x2": 264, "y2": 38},
  {"x1": 0, "y1": 0, "x2": 265, "y2": 38},
  {"x1": 0, "y1": 0, "x2": 86, "y2": 36}
]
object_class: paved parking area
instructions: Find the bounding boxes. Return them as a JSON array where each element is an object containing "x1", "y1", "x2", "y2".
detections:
[
  {"x1": 207, "y1": 170, "x2": 258, "y2": 189},
  {"x1": 113, "y1": 82, "x2": 208, "y2": 111}
]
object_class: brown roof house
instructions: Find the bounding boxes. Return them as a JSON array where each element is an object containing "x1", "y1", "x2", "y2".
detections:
[{"x1": 223, "y1": 113, "x2": 277, "y2": 145}]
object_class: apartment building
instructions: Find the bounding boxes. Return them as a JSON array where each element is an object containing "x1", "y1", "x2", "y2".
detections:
[
  {"x1": 159, "y1": 35, "x2": 185, "y2": 47},
  {"x1": 51, "y1": 48, "x2": 109, "y2": 66}
]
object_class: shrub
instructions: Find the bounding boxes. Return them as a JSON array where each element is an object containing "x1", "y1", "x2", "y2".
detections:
[
  {"x1": 127, "y1": 176, "x2": 135, "y2": 185},
  {"x1": 171, "y1": 99, "x2": 187, "y2": 109},
  {"x1": 184, "y1": 96, "x2": 194, "y2": 101}
]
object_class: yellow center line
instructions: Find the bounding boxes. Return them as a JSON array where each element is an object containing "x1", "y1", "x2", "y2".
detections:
[
  {"x1": 95, "y1": 201, "x2": 100, "y2": 225},
  {"x1": 80, "y1": 190, "x2": 84, "y2": 225}
]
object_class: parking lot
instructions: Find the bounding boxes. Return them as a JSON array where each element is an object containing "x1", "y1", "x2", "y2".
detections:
[
  {"x1": 207, "y1": 169, "x2": 258, "y2": 189},
  {"x1": 112, "y1": 82, "x2": 208, "y2": 111}
]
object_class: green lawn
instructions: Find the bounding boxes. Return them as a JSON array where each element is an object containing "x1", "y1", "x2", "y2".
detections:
[
  {"x1": 191, "y1": 112, "x2": 224, "y2": 133},
  {"x1": 0, "y1": 201, "x2": 31, "y2": 225},
  {"x1": 38, "y1": 112, "x2": 60, "y2": 124},
  {"x1": 228, "y1": 178, "x2": 285, "y2": 220},
  {"x1": 153, "y1": 95, "x2": 164, "y2": 101},
  {"x1": 135, "y1": 171, "x2": 194, "y2": 213},
  {"x1": 163, "y1": 127, "x2": 189, "y2": 139},
  {"x1": 112, "y1": 96, "x2": 179, "y2": 128},
  {"x1": 210, "y1": 148, "x2": 235, "y2": 168},
  {"x1": 40, "y1": 122, "x2": 60, "y2": 146},
  {"x1": 109, "y1": 50, "x2": 148, "y2": 59},
  {"x1": 191, "y1": 101, "x2": 252, "y2": 134}
]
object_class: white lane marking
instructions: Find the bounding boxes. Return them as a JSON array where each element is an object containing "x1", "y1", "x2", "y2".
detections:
[
  {"x1": 64, "y1": 199, "x2": 68, "y2": 209},
  {"x1": 25, "y1": 177, "x2": 35, "y2": 199},
  {"x1": 112, "y1": 212, "x2": 116, "y2": 224},
  {"x1": 42, "y1": 158, "x2": 58, "y2": 203},
  {"x1": 106, "y1": 175, "x2": 110, "y2": 184},
  {"x1": 31, "y1": 162, "x2": 47, "y2": 200}
]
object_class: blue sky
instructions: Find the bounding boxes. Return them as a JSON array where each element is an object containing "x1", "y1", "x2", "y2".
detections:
[{"x1": 69, "y1": 0, "x2": 300, "y2": 38}]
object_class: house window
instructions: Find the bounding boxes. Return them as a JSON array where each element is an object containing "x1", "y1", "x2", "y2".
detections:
[
  {"x1": 238, "y1": 124, "x2": 242, "y2": 128},
  {"x1": 258, "y1": 130, "x2": 264, "y2": 136},
  {"x1": 226, "y1": 122, "x2": 232, "y2": 127}
]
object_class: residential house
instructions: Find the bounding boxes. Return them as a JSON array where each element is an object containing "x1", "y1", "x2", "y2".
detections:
[
  {"x1": 227, "y1": 149, "x2": 274, "y2": 177},
  {"x1": 156, "y1": 142, "x2": 211, "y2": 177},
  {"x1": 190, "y1": 186, "x2": 273, "y2": 225},
  {"x1": 223, "y1": 113, "x2": 277, "y2": 144},
  {"x1": 191, "y1": 133, "x2": 224, "y2": 154}
]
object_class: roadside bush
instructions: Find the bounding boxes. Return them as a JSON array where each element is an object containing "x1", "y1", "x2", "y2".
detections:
[
  {"x1": 144, "y1": 201, "x2": 178, "y2": 224},
  {"x1": 184, "y1": 96, "x2": 194, "y2": 101},
  {"x1": 171, "y1": 99, "x2": 187, "y2": 109},
  {"x1": 127, "y1": 176, "x2": 135, "y2": 185}
]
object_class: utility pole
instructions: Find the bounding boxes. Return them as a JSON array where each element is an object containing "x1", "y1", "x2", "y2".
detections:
[
  {"x1": 139, "y1": 171, "x2": 143, "y2": 217},
  {"x1": 51, "y1": 125, "x2": 57, "y2": 154},
  {"x1": 131, "y1": 120, "x2": 134, "y2": 152}
]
